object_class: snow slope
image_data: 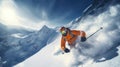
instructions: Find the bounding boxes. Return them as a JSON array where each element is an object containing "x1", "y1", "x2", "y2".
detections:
[
  {"x1": 15, "y1": 3, "x2": 120, "y2": 67},
  {"x1": 84, "y1": 47, "x2": 120, "y2": 67}
]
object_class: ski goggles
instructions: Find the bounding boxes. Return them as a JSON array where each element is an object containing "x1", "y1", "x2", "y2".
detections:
[{"x1": 61, "y1": 30, "x2": 67, "y2": 35}]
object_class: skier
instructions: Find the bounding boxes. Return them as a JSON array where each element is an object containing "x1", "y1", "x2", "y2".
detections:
[{"x1": 60, "y1": 27, "x2": 86, "y2": 53}]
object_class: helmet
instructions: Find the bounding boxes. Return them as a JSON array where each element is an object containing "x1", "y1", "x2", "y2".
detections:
[{"x1": 60, "y1": 27, "x2": 68, "y2": 36}]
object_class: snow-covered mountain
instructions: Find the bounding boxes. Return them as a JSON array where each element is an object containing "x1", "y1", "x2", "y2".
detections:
[
  {"x1": 0, "y1": 25, "x2": 58, "y2": 67},
  {"x1": 68, "y1": 0, "x2": 120, "y2": 29}
]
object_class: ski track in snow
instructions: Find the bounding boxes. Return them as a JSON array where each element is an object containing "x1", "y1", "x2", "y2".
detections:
[{"x1": 15, "y1": 4, "x2": 120, "y2": 67}]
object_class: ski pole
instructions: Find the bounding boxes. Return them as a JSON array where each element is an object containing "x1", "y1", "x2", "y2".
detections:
[{"x1": 87, "y1": 27, "x2": 103, "y2": 39}]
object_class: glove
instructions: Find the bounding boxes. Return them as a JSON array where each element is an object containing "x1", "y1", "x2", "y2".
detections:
[
  {"x1": 81, "y1": 37, "x2": 86, "y2": 42},
  {"x1": 64, "y1": 48, "x2": 70, "y2": 53}
]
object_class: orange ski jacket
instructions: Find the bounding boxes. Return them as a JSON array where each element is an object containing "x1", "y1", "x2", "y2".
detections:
[{"x1": 61, "y1": 30, "x2": 86, "y2": 50}]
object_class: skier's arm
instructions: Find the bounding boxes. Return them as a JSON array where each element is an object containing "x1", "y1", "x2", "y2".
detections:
[
  {"x1": 80, "y1": 30, "x2": 86, "y2": 37},
  {"x1": 61, "y1": 37, "x2": 66, "y2": 51},
  {"x1": 72, "y1": 30, "x2": 86, "y2": 42},
  {"x1": 79, "y1": 30, "x2": 86, "y2": 42},
  {"x1": 72, "y1": 30, "x2": 86, "y2": 37}
]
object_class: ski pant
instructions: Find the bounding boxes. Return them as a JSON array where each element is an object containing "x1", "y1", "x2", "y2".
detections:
[{"x1": 68, "y1": 36, "x2": 81, "y2": 49}]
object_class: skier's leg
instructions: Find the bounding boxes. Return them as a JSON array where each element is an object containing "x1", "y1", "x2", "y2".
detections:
[
  {"x1": 74, "y1": 36, "x2": 81, "y2": 48},
  {"x1": 69, "y1": 43, "x2": 76, "y2": 50}
]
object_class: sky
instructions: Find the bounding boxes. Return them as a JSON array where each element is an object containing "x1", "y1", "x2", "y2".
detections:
[
  {"x1": 14, "y1": 0, "x2": 92, "y2": 25},
  {"x1": 0, "y1": 0, "x2": 92, "y2": 30}
]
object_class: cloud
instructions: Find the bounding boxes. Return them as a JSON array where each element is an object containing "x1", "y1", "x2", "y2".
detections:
[
  {"x1": 0, "y1": 0, "x2": 21, "y2": 26},
  {"x1": 0, "y1": 0, "x2": 49, "y2": 30}
]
